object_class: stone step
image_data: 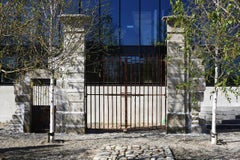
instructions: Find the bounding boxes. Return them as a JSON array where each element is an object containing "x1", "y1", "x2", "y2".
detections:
[
  {"x1": 206, "y1": 124, "x2": 240, "y2": 131},
  {"x1": 200, "y1": 110, "x2": 238, "y2": 115},
  {"x1": 201, "y1": 107, "x2": 240, "y2": 112},
  {"x1": 222, "y1": 119, "x2": 240, "y2": 124},
  {"x1": 192, "y1": 112, "x2": 199, "y2": 125},
  {"x1": 192, "y1": 116, "x2": 199, "y2": 120},
  {"x1": 199, "y1": 113, "x2": 236, "y2": 122}
]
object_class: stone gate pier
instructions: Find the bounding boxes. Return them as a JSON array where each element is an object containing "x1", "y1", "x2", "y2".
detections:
[
  {"x1": 164, "y1": 16, "x2": 205, "y2": 133},
  {"x1": 55, "y1": 14, "x2": 90, "y2": 133}
]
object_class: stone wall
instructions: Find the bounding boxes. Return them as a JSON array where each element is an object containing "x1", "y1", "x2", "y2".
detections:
[{"x1": 0, "y1": 86, "x2": 16, "y2": 122}]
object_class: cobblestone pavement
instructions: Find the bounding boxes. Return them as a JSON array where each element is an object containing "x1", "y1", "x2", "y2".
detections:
[
  {"x1": 1, "y1": 123, "x2": 240, "y2": 159},
  {"x1": 93, "y1": 145, "x2": 174, "y2": 160}
]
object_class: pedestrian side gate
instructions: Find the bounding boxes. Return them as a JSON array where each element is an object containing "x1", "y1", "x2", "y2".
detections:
[{"x1": 31, "y1": 78, "x2": 55, "y2": 133}]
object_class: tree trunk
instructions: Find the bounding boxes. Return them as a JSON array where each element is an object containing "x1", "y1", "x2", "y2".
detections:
[
  {"x1": 49, "y1": 74, "x2": 55, "y2": 142},
  {"x1": 211, "y1": 0, "x2": 220, "y2": 145},
  {"x1": 211, "y1": 46, "x2": 219, "y2": 145},
  {"x1": 48, "y1": 0, "x2": 55, "y2": 143}
]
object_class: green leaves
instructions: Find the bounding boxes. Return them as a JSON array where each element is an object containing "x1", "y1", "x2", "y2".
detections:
[
  {"x1": 208, "y1": 11, "x2": 220, "y2": 23},
  {"x1": 170, "y1": 0, "x2": 185, "y2": 15},
  {"x1": 170, "y1": 0, "x2": 240, "y2": 96}
]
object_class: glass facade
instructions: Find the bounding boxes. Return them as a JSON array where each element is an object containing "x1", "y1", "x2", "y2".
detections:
[
  {"x1": 92, "y1": 0, "x2": 171, "y2": 46},
  {"x1": 84, "y1": 0, "x2": 171, "y2": 84},
  {"x1": 78, "y1": 0, "x2": 172, "y2": 45},
  {"x1": 120, "y1": 0, "x2": 140, "y2": 45}
]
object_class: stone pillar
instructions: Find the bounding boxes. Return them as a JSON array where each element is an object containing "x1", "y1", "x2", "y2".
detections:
[
  {"x1": 56, "y1": 14, "x2": 90, "y2": 133},
  {"x1": 164, "y1": 16, "x2": 191, "y2": 133}
]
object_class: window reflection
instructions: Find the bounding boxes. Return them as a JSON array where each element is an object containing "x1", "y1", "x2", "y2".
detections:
[
  {"x1": 82, "y1": 0, "x2": 172, "y2": 45},
  {"x1": 86, "y1": 46, "x2": 166, "y2": 85},
  {"x1": 141, "y1": 0, "x2": 160, "y2": 45},
  {"x1": 84, "y1": 0, "x2": 170, "y2": 84},
  {"x1": 120, "y1": 0, "x2": 139, "y2": 45}
]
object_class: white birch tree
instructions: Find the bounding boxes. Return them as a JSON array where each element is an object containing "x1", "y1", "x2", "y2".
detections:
[{"x1": 171, "y1": 0, "x2": 240, "y2": 144}]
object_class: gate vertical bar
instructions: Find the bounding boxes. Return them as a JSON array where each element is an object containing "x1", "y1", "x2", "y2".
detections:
[
  {"x1": 130, "y1": 57, "x2": 133, "y2": 128},
  {"x1": 116, "y1": 56, "x2": 118, "y2": 129},
  {"x1": 107, "y1": 83, "x2": 109, "y2": 129},
  {"x1": 143, "y1": 55, "x2": 145, "y2": 127},
  {"x1": 98, "y1": 83, "x2": 101, "y2": 129},
  {"x1": 90, "y1": 86, "x2": 92, "y2": 128},
  {"x1": 124, "y1": 58, "x2": 128, "y2": 131},
  {"x1": 94, "y1": 85, "x2": 97, "y2": 129},
  {"x1": 164, "y1": 51, "x2": 166, "y2": 127},
  {"x1": 156, "y1": 53, "x2": 159, "y2": 126},
  {"x1": 102, "y1": 85, "x2": 105, "y2": 129},
  {"x1": 30, "y1": 80, "x2": 33, "y2": 132},
  {"x1": 134, "y1": 56, "x2": 137, "y2": 128},
  {"x1": 160, "y1": 53, "x2": 163, "y2": 126},
  {"x1": 151, "y1": 53, "x2": 154, "y2": 127},
  {"x1": 147, "y1": 56, "x2": 150, "y2": 128}
]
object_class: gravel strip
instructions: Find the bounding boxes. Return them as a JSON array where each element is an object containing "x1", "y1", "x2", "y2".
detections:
[{"x1": 1, "y1": 124, "x2": 240, "y2": 159}]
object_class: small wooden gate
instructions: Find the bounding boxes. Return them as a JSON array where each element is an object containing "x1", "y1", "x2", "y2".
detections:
[
  {"x1": 31, "y1": 78, "x2": 53, "y2": 133},
  {"x1": 86, "y1": 46, "x2": 167, "y2": 132}
]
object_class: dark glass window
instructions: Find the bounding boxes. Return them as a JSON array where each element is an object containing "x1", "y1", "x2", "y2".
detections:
[
  {"x1": 141, "y1": 0, "x2": 160, "y2": 45},
  {"x1": 120, "y1": 0, "x2": 139, "y2": 45},
  {"x1": 86, "y1": 46, "x2": 166, "y2": 85},
  {"x1": 109, "y1": 0, "x2": 120, "y2": 45},
  {"x1": 82, "y1": 0, "x2": 171, "y2": 45}
]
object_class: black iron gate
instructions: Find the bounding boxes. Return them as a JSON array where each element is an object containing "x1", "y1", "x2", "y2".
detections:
[{"x1": 86, "y1": 46, "x2": 167, "y2": 131}]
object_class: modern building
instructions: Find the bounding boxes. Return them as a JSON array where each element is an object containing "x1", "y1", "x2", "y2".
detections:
[{"x1": 0, "y1": 0, "x2": 239, "y2": 134}]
